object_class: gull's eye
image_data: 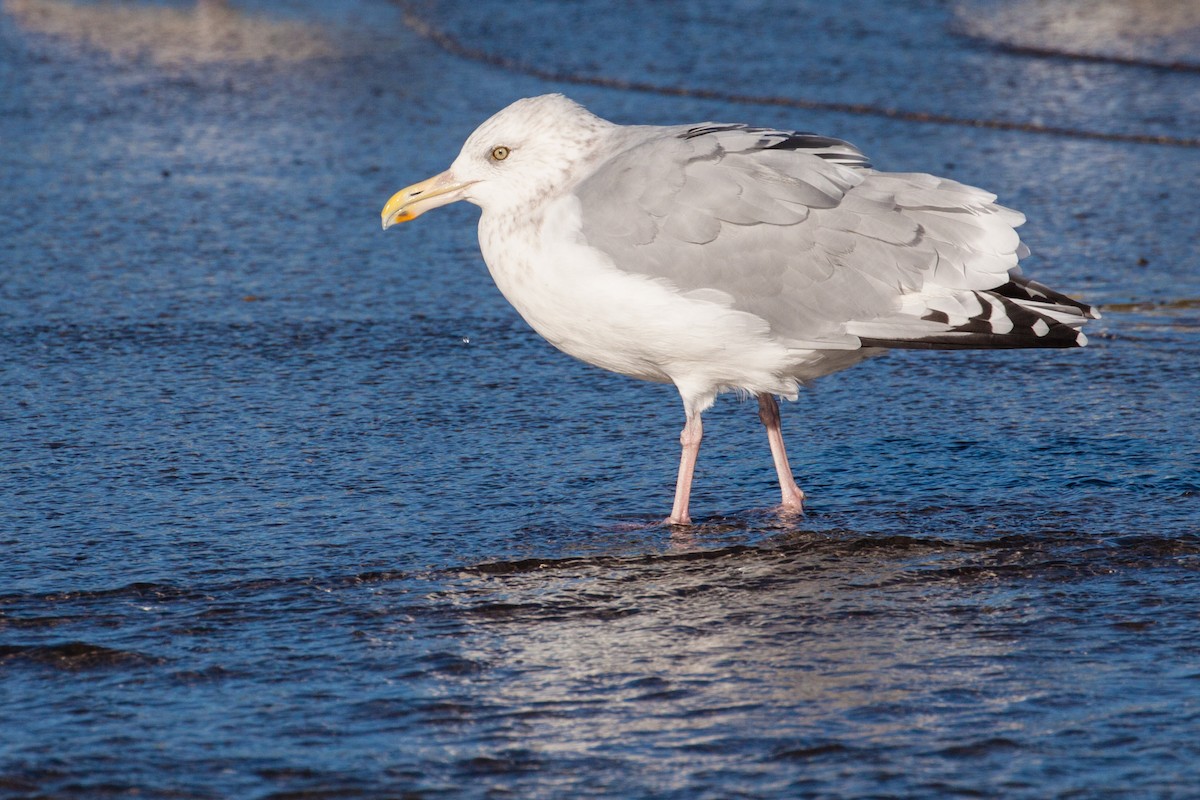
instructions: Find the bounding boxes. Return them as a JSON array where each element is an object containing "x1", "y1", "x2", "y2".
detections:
[{"x1": 490, "y1": 145, "x2": 510, "y2": 162}]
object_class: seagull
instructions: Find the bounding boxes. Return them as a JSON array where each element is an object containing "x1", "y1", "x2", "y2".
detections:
[{"x1": 381, "y1": 94, "x2": 1097, "y2": 525}]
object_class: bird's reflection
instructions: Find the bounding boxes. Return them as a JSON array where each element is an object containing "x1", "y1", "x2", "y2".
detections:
[
  {"x1": 3, "y1": 0, "x2": 334, "y2": 64},
  {"x1": 420, "y1": 544, "x2": 1022, "y2": 750}
]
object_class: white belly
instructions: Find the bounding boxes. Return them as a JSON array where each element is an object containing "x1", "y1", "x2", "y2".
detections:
[{"x1": 476, "y1": 196, "x2": 855, "y2": 412}]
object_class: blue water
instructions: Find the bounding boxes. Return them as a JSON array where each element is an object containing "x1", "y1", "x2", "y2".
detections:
[{"x1": 2, "y1": 1, "x2": 1199, "y2": 797}]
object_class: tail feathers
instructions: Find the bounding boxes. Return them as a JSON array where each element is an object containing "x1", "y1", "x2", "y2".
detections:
[{"x1": 850, "y1": 274, "x2": 1098, "y2": 351}]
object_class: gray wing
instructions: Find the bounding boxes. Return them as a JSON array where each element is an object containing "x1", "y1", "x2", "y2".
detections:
[{"x1": 575, "y1": 124, "x2": 1093, "y2": 350}]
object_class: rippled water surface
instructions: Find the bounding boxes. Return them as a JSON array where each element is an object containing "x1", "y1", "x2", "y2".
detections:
[{"x1": 2, "y1": 1, "x2": 1199, "y2": 798}]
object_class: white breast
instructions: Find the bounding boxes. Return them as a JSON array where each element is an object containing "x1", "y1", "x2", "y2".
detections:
[{"x1": 476, "y1": 195, "x2": 814, "y2": 414}]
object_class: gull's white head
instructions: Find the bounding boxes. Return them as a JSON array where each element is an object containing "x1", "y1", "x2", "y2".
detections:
[{"x1": 381, "y1": 94, "x2": 615, "y2": 229}]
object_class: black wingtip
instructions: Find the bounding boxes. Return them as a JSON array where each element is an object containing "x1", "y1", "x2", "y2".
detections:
[
  {"x1": 996, "y1": 274, "x2": 1099, "y2": 320},
  {"x1": 859, "y1": 288, "x2": 1094, "y2": 351},
  {"x1": 678, "y1": 125, "x2": 872, "y2": 168}
]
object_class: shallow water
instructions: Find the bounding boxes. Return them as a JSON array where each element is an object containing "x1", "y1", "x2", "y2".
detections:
[{"x1": 2, "y1": 1, "x2": 1199, "y2": 798}]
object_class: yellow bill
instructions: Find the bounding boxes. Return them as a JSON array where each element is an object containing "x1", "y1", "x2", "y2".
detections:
[{"x1": 381, "y1": 171, "x2": 473, "y2": 229}]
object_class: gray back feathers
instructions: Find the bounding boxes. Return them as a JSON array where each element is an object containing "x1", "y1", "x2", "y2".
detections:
[{"x1": 575, "y1": 124, "x2": 1095, "y2": 350}]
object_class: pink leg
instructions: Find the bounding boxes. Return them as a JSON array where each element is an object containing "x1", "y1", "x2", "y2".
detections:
[
  {"x1": 667, "y1": 413, "x2": 703, "y2": 525},
  {"x1": 757, "y1": 394, "x2": 805, "y2": 514}
]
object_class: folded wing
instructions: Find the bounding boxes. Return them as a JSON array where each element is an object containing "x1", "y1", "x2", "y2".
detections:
[{"x1": 574, "y1": 124, "x2": 1096, "y2": 351}]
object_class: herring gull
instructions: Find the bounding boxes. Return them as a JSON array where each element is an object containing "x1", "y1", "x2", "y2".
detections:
[{"x1": 381, "y1": 94, "x2": 1097, "y2": 525}]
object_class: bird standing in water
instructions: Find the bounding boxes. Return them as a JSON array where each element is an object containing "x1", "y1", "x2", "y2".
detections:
[{"x1": 382, "y1": 94, "x2": 1096, "y2": 525}]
